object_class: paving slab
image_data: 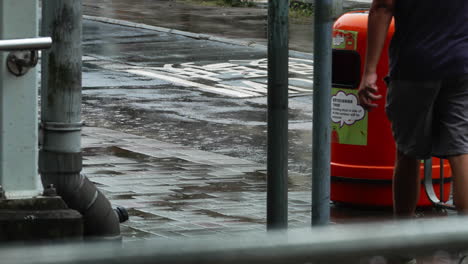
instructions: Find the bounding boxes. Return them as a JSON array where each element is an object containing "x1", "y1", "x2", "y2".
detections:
[{"x1": 82, "y1": 126, "x2": 269, "y2": 241}]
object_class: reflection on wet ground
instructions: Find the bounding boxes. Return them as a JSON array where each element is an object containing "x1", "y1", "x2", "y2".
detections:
[
  {"x1": 81, "y1": 20, "x2": 313, "y2": 174},
  {"x1": 82, "y1": 84, "x2": 311, "y2": 173}
]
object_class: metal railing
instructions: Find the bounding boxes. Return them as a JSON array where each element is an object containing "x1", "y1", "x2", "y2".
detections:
[
  {"x1": 0, "y1": 37, "x2": 52, "y2": 51},
  {"x1": 2, "y1": 216, "x2": 468, "y2": 264}
]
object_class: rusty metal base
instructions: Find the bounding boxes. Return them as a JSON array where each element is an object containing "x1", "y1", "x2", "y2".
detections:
[{"x1": 0, "y1": 196, "x2": 82, "y2": 242}]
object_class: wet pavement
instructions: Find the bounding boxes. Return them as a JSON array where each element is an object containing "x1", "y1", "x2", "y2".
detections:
[
  {"x1": 82, "y1": 126, "x2": 448, "y2": 242},
  {"x1": 78, "y1": 10, "x2": 318, "y2": 241},
  {"x1": 83, "y1": 127, "x2": 293, "y2": 240},
  {"x1": 79, "y1": 17, "x2": 316, "y2": 241},
  {"x1": 82, "y1": 127, "x2": 400, "y2": 241},
  {"x1": 81, "y1": 19, "x2": 313, "y2": 174}
]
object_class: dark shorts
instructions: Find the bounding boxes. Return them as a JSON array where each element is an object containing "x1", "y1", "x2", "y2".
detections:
[{"x1": 385, "y1": 74, "x2": 468, "y2": 159}]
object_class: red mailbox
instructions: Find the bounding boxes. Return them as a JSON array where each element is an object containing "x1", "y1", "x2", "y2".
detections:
[{"x1": 330, "y1": 11, "x2": 451, "y2": 207}]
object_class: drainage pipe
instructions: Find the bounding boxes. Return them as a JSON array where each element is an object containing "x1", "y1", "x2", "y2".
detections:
[{"x1": 40, "y1": 0, "x2": 120, "y2": 239}]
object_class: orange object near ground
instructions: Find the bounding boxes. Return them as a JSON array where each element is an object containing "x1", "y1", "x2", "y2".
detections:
[{"x1": 330, "y1": 11, "x2": 452, "y2": 207}]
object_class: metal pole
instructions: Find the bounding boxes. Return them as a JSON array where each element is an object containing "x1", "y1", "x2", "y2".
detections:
[
  {"x1": 0, "y1": 0, "x2": 41, "y2": 198},
  {"x1": 267, "y1": 0, "x2": 289, "y2": 230},
  {"x1": 312, "y1": 0, "x2": 333, "y2": 226}
]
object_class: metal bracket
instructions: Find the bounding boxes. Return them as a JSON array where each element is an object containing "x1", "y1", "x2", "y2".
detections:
[
  {"x1": 0, "y1": 37, "x2": 52, "y2": 77},
  {"x1": 6, "y1": 50, "x2": 38, "y2": 76},
  {"x1": 423, "y1": 158, "x2": 455, "y2": 210}
]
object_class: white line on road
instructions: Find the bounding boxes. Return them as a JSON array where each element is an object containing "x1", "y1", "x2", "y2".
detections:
[
  {"x1": 126, "y1": 69, "x2": 259, "y2": 98},
  {"x1": 86, "y1": 58, "x2": 313, "y2": 98}
]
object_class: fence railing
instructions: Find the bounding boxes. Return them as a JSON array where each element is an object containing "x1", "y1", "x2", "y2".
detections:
[
  {"x1": 0, "y1": 37, "x2": 52, "y2": 51},
  {"x1": 2, "y1": 216, "x2": 468, "y2": 264}
]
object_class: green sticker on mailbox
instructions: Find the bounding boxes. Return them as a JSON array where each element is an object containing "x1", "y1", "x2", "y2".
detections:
[
  {"x1": 332, "y1": 30, "x2": 358, "y2": 50},
  {"x1": 331, "y1": 88, "x2": 368, "y2": 146}
]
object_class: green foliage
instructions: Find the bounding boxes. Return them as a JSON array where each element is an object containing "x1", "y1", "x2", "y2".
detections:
[
  {"x1": 289, "y1": 1, "x2": 314, "y2": 20},
  {"x1": 227, "y1": 0, "x2": 256, "y2": 7},
  {"x1": 180, "y1": 0, "x2": 313, "y2": 17},
  {"x1": 181, "y1": 0, "x2": 255, "y2": 7}
]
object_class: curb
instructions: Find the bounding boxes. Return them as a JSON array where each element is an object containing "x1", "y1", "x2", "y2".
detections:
[
  {"x1": 82, "y1": 15, "x2": 313, "y2": 59},
  {"x1": 83, "y1": 15, "x2": 256, "y2": 47}
]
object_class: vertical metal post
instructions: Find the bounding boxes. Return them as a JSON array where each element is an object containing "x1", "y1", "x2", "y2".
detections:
[
  {"x1": 267, "y1": 0, "x2": 289, "y2": 230},
  {"x1": 312, "y1": 0, "x2": 333, "y2": 226},
  {"x1": 0, "y1": 1, "x2": 41, "y2": 198}
]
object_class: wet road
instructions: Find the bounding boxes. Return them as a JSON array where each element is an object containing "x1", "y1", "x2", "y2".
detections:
[{"x1": 82, "y1": 19, "x2": 313, "y2": 175}]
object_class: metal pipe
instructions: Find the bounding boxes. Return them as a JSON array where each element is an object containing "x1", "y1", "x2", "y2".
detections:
[
  {"x1": 267, "y1": 0, "x2": 289, "y2": 230},
  {"x1": 424, "y1": 158, "x2": 455, "y2": 209},
  {"x1": 312, "y1": 0, "x2": 334, "y2": 226},
  {"x1": 4, "y1": 217, "x2": 468, "y2": 264},
  {"x1": 40, "y1": 0, "x2": 120, "y2": 238},
  {"x1": 424, "y1": 158, "x2": 437, "y2": 202},
  {"x1": 0, "y1": 37, "x2": 52, "y2": 51}
]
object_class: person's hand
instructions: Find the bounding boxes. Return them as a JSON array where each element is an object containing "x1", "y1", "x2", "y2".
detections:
[{"x1": 358, "y1": 72, "x2": 383, "y2": 110}]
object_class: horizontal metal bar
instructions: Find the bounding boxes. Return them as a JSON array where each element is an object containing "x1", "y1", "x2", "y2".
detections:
[
  {"x1": 3, "y1": 216, "x2": 468, "y2": 264},
  {"x1": 0, "y1": 37, "x2": 52, "y2": 51}
]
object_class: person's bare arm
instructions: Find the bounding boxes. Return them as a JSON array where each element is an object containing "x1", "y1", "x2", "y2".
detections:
[{"x1": 358, "y1": 0, "x2": 395, "y2": 110}]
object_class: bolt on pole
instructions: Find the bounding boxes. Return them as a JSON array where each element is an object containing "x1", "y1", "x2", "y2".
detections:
[
  {"x1": 267, "y1": 0, "x2": 289, "y2": 230},
  {"x1": 312, "y1": 0, "x2": 334, "y2": 226}
]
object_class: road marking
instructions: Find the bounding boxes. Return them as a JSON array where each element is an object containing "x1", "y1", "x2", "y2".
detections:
[
  {"x1": 162, "y1": 63, "x2": 222, "y2": 82},
  {"x1": 86, "y1": 58, "x2": 314, "y2": 98},
  {"x1": 241, "y1": 81, "x2": 268, "y2": 93},
  {"x1": 126, "y1": 69, "x2": 259, "y2": 97},
  {"x1": 289, "y1": 78, "x2": 314, "y2": 92}
]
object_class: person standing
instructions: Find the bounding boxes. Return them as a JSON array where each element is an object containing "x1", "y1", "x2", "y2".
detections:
[{"x1": 358, "y1": 0, "x2": 468, "y2": 217}]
